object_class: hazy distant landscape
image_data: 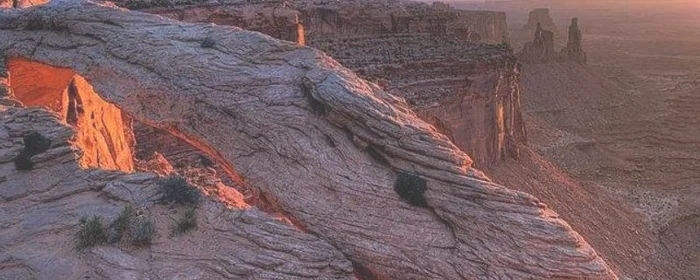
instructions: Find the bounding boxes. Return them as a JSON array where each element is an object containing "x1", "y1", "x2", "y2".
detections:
[{"x1": 449, "y1": 0, "x2": 700, "y2": 278}]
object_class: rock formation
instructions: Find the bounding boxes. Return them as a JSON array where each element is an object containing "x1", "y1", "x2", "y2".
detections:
[
  {"x1": 0, "y1": 107, "x2": 353, "y2": 280},
  {"x1": 563, "y1": 17, "x2": 587, "y2": 63},
  {"x1": 523, "y1": 8, "x2": 557, "y2": 32},
  {"x1": 123, "y1": 0, "x2": 523, "y2": 167},
  {"x1": 518, "y1": 17, "x2": 587, "y2": 64},
  {"x1": 0, "y1": 1, "x2": 616, "y2": 279},
  {"x1": 517, "y1": 22, "x2": 557, "y2": 63},
  {"x1": 8, "y1": 58, "x2": 135, "y2": 171}
]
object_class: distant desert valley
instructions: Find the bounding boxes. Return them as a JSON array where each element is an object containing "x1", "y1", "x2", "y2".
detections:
[{"x1": 0, "y1": 0, "x2": 698, "y2": 279}]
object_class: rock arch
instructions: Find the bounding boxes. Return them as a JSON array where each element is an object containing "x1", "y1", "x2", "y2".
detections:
[{"x1": 0, "y1": 1, "x2": 616, "y2": 279}]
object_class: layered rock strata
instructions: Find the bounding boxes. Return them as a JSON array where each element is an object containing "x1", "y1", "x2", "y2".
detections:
[
  {"x1": 0, "y1": 106, "x2": 353, "y2": 279},
  {"x1": 127, "y1": 0, "x2": 524, "y2": 167},
  {"x1": 0, "y1": 1, "x2": 615, "y2": 279}
]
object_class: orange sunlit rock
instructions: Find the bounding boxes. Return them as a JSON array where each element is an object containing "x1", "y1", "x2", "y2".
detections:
[
  {"x1": 7, "y1": 57, "x2": 74, "y2": 111},
  {"x1": 62, "y1": 75, "x2": 135, "y2": 171},
  {"x1": 8, "y1": 57, "x2": 135, "y2": 172}
]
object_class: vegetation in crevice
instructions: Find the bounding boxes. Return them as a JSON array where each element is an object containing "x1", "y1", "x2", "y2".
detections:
[
  {"x1": 13, "y1": 131, "x2": 51, "y2": 171},
  {"x1": 394, "y1": 171, "x2": 428, "y2": 207},
  {"x1": 171, "y1": 206, "x2": 197, "y2": 236},
  {"x1": 76, "y1": 216, "x2": 107, "y2": 249}
]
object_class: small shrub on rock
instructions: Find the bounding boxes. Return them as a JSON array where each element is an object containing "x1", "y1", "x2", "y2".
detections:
[
  {"x1": 23, "y1": 131, "x2": 51, "y2": 155},
  {"x1": 76, "y1": 216, "x2": 107, "y2": 249},
  {"x1": 108, "y1": 205, "x2": 135, "y2": 243},
  {"x1": 157, "y1": 176, "x2": 201, "y2": 206},
  {"x1": 172, "y1": 207, "x2": 197, "y2": 236},
  {"x1": 201, "y1": 37, "x2": 216, "y2": 48},
  {"x1": 131, "y1": 217, "x2": 156, "y2": 246},
  {"x1": 13, "y1": 151, "x2": 34, "y2": 171},
  {"x1": 394, "y1": 172, "x2": 428, "y2": 207},
  {"x1": 13, "y1": 132, "x2": 51, "y2": 171}
]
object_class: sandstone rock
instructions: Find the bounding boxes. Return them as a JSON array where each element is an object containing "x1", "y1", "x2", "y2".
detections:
[
  {"x1": 0, "y1": 104, "x2": 353, "y2": 280},
  {"x1": 523, "y1": 8, "x2": 557, "y2": 32},
  {"x1": 0, "y1": 0, "x2": 49, "y2": 8},
  {"x1": 8, "y1": 58, "x2": 135, "y2": 171},
  {"x1": 131, "y1": 0, "x2": 524, "y2": 167},
  {"x1": 0, "y1": 1, "x2": 615, "y2": 279},
  {"x1": 518, "y1": 17, "x2": 587, "y2": 65},
  {"x1": 517, "y1": 22, "x2": 557, "y2": 63}
]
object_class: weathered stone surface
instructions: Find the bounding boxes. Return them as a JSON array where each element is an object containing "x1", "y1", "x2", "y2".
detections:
[
  {"x1": 0, "y1": 106, "x2": 353, "y2": 280},
  {"x1": 0, "y1": 1, "x2": 615, "y2": 279},
  {"x1": 0, "y1": 0, "x2": 49, "y2": 8},
  {"x1": 131, "y1": 0, "x2": 524, "y2": 167}
]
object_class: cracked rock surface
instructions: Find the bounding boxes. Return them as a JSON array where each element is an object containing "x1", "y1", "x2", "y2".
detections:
[
  {"x1": 0, "y1": 105, "x2": 354, "y2": 280},
  {"x1": 0, "y1": 1, "x2": 616, "y2": 279}
]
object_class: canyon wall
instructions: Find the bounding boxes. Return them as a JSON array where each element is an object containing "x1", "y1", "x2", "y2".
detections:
[
  {"x1": 0, "y1": 2, "x2": 614, "y2": 278},
  {"x1": 132, "y1": 0, "x2": 523, "y2": 167}
]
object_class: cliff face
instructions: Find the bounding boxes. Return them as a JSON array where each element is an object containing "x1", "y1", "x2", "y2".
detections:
[
  {"x1": 0, "y1": 1, "x2": 614, "y2": 279},
  {"x1": 137, "y1": 0, "x2": 522, "y2": 167}
]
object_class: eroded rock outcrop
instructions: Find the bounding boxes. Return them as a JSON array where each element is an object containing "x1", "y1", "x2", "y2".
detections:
[
  {"x1": 523, "y1": 8, "x2": 557, "y2": 32},
  {"x1": 128, "y1": 0, "x2": 522, "y2": 167},
  {"x1": 0, "y1": 107, "x2": 353, "y2": 279},
  {"x1": 0, "y1": 1, "x2": 615, "y2": 279},
  {"x1": 8, "y1": 57, "x2": 135, "y2": 171},
  {"x1": 518, "y1": 22, "x2": 557, "y2": 63},
  {"x1": 563, "y1": 17, "x2": 587, "y2": 63},
  {"x1": 518, "y1": 17, "x2": 587, "y2": 64}
]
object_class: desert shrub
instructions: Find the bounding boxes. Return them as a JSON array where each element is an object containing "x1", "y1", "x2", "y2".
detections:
[
  {"x1": 76, "y1": 216, "x2": 107, "y2": 249},
  {"x1": 394, "y1": 172, "x2": 428, "y2": 207},
  {"x1": 131, "y1": 217, "x2": 156, "y2": 246},
  {"x1": 172, "y1": 207, "x2": 197, "y2": 236},
  {"x1": 23, "y1": 132, "x2": 51, "y2": 156},
  {"x1": 157, "y1": 176, "x2": 201, "y2": 206},
  {"x1": 108, "y1": 205, "x2": 135, "y2": 243},
  {"x1": 13, "y1": 151, "x2": 34, "y2": 171},
  {"x1": 201, "y1": 37, "x2": 216, "y2": 48},
  {"x1": 13, "y1": 132, "x2": 51, "y2": 171}
]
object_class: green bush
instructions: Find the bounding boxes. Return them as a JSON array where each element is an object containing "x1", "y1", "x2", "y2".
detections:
[
  {"x1": 76, "y1": 216, "x2": 107, "y2": 249},
  {"x1": 394, "y1": 172, "x2": 428, "y2": 207},
  {"x1": 172, "y1": 207, "x2": 197, "y2": 236},
  {"x1": 13, "y1": 132, "x2": 51, "y2": 171},
  {"x1": 108, "y1": 205, "x2": 134, "y2": 243},
  {"x1": 201, "y1": 37, "x2": 216, "y2": 48},
  {"x1": 23, "y1": 132, "x2": 51, "y2": 155},
  {"x1": 157, "y1": 176, "x2": 201, "y2": 206},
  {"x1": 131, "y1": 217, "x2": 156, "y2": 246},
  {"x1": 13, "y1": 151, "x2": 34, "y2": 171}
]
